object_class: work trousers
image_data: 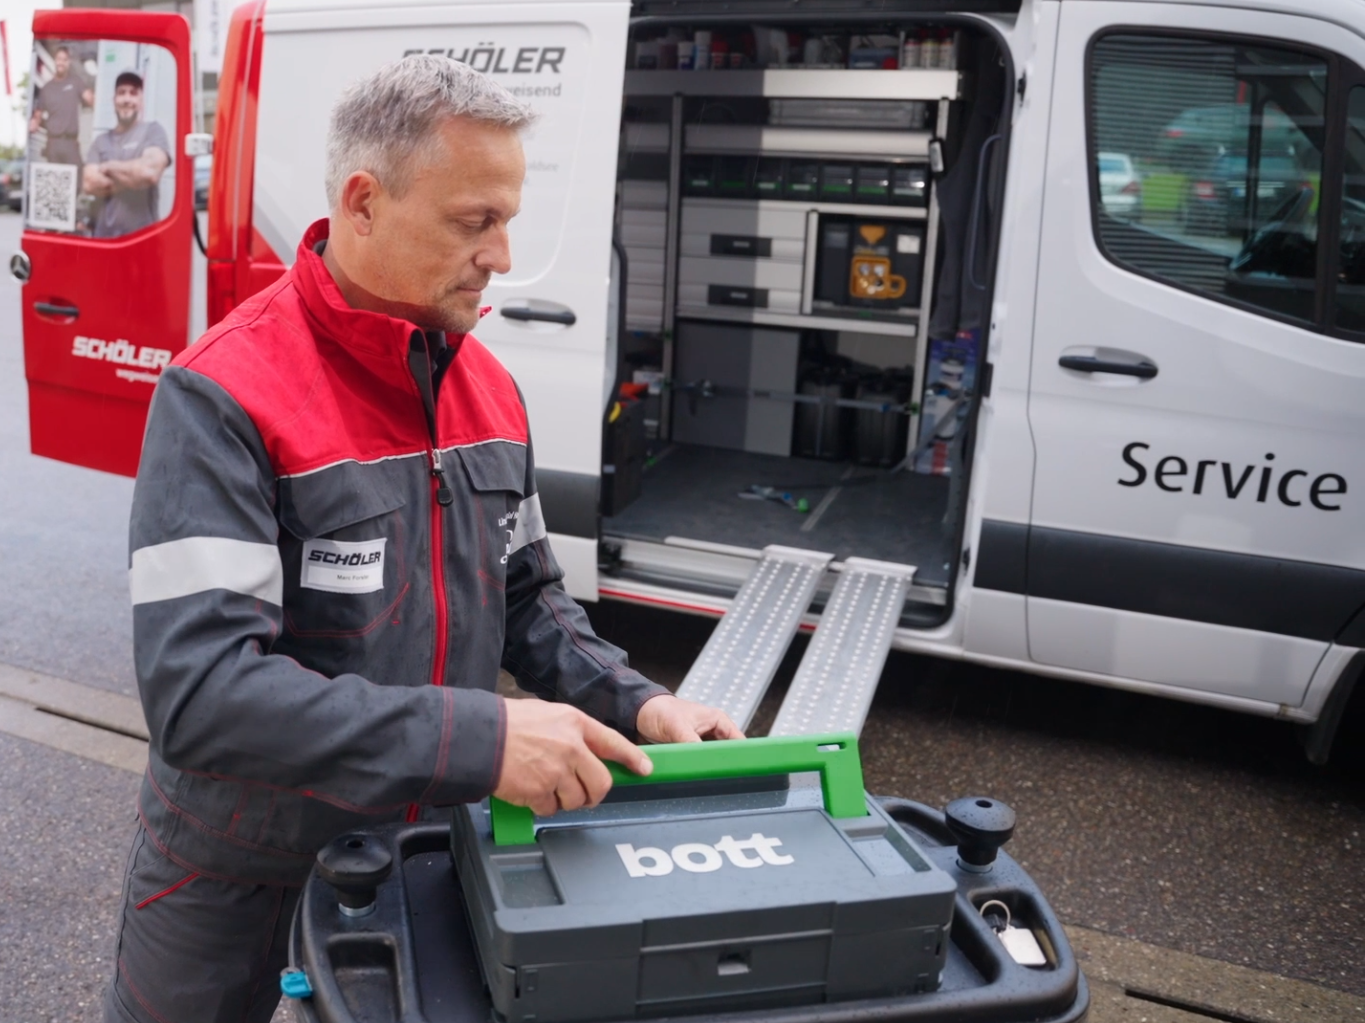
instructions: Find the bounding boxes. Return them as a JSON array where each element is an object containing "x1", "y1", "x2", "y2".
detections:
[
  {"x1": 103, "y1": 825, "x2": 301, "y2": 1023},
  {"x1": 42, "y1": 137, "x2": 83, "y2": 167}
]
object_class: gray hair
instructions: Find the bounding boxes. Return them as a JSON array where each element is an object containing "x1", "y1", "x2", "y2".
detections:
[{"x1": 325, "y1": 55, "x2": 536, "y2": 208}]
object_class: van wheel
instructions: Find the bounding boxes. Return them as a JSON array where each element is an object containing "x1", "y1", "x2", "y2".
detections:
[{"x1": 1299, "y1": 653, "x2": 1365, "y2": 770}]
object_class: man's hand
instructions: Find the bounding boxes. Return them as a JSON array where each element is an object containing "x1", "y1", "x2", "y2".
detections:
[
  {"x1": 493, "y1": 699, "x2": 653, "y2": 817},
  {"x1": 82, "y1": 162, "x2": 114, "y2": 197},
  {"x1": 636, "y1": 693, "x2": 745, "y2": 744}
]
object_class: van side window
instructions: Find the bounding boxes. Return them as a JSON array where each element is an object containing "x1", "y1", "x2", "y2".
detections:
[
  {"x1": 1088, "y1": 34, "x2": 1327, "y2": 323},
  {"x1": 1336, "y1": 87, "x2": 1365, "y2": 332}
]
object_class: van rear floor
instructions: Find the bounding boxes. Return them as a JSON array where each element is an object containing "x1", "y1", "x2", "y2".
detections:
[{"x1": 602, "y1": 444, "x2": 955, "y2": 587}]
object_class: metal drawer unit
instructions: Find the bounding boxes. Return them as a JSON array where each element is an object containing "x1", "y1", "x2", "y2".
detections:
[
  {"x1": 620, "y1": 180, "x2": 669, "y2": 333},
  {"x1": 678, "y1": 199, "x2": 809, "y2": 317}
]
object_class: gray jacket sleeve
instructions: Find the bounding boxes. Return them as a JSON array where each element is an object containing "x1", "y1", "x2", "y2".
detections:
[
  {"x1": 130, "y1": 366, "x2": 504, "y2": 807},
  {"x1": 500, "y1": 434, "x2": 668, "y2": 739}
]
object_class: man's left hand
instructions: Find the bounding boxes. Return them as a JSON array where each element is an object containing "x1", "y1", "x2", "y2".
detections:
[{"x1": 636, "y1": 694, "x2": 745, "y2": 744}]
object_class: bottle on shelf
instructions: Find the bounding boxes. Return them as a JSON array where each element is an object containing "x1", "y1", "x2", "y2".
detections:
[
  {"x1": 693, "y1": 30, "x2": 711, "y2": 72},
  {"x1": 711, "y1": 37, "x2": 728, "y2": 70}
]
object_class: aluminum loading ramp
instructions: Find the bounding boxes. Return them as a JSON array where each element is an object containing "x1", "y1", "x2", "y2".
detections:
[
  {"x1": 769, "y1": 558, "x2": 917, "y2": 737},
  {"x1": 675, "y1": 546, "x2": 833, "y2": 730},
  {"x1": 675, "y1": 546, "x2": 915, "y2": 735}
]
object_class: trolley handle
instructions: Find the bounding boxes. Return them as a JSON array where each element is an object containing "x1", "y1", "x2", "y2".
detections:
[{"x1": 489, "y1": 732, "x2": 867, "y2": 845}]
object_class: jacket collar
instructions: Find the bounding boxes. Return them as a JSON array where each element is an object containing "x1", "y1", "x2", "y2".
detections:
[{"x1": 291, "y1": 218, "x2": 469, "y2": 360}]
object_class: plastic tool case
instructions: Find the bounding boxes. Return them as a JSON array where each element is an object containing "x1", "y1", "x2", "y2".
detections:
[
  {"x1": 454, "y1": 737, "x2": 953, "y2": 1023},
  {"x1": 286, "y1": 736, "x2": 1089, "y2": 1023}
]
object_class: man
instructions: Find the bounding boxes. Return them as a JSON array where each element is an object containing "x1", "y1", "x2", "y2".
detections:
[
  {"x1": 104, "y1": 55, "x2": 741, "y2": 1023},
  {"x1": 82, "y1": 71, "x2": 171, "y2": 238},
  {"x1": 29, "y1": 45, "x2": 92, "y2": 167}
]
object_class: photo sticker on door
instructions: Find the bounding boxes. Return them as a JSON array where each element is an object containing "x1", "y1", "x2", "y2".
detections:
[
  {"x1": 301, "y1": 538, "x2": 386, "y2": 594},
  {"x1": 25, "y1": 37, "x2": 178, "y2": 239},
  {"x1": 849, "y1": 224, "x2": 908, "y2": 301}
]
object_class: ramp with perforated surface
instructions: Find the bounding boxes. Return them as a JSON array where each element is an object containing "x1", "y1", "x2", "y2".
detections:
[
  {"x1": 769, "y1": 558, "x2": 916, "y2": 737},
  {"x1": 675, "y1": 545, "x2": 833, "y2": 730}
]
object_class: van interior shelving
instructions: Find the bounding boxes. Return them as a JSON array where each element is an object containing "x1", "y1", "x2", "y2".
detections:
[{"x1": 599, "y1": 17, "x2": 1008, "y2": 612}]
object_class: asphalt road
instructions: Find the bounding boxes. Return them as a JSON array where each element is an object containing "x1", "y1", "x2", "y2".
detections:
[{"x1": 0, "y1": 208, "x2": 1362, "y2": 1021}]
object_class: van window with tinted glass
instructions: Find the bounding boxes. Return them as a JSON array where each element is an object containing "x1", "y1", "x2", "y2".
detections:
[{"x1": 1089, "y1": 34, "x2": 1326, "y2": 323}]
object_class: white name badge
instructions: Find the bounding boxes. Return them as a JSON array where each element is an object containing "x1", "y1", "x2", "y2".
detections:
[{"x1": 300, "y1": 537, "x2": 386, "y2": 594}]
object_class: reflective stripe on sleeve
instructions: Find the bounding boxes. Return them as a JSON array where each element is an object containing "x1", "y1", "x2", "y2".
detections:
[
  {"x1": 510, "y1": 493, "x2": 547, "y2": 555},
  {"x1": 130, "y1": 537, "x2": 284, "y2": 606}
]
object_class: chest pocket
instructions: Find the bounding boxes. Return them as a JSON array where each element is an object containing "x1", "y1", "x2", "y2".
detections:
[
  {"x1": 277, "y1": 470, "x2": 411, "y2": 639},
  {"x1": 454, "y1": 443, "x2": 527, "y2": 577}
]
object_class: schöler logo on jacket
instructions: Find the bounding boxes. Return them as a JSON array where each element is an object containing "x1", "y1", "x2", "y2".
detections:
[{"x1": 301, "y1": 537, "x2": 386, "y2": 594}]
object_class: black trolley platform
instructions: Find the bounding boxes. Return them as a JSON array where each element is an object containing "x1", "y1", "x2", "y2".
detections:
[{"x1": 285, "y1": 777, "x2": 1088, "y2": 1023}]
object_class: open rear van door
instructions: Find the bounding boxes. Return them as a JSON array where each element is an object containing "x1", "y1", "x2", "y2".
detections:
[
  {"x1": 15, "y1": 10, "x2": 194, "y2": 477},
  {"x1": 251, "y1": 0, "x2": 631, "y2": 599}
]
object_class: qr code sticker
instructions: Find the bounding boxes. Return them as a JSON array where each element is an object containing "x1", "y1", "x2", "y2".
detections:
[{"x1": 26, "y1": 161, "x2": 79, "y2": 233}]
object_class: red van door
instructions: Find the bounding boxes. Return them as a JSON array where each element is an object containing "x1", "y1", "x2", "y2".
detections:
[{"x1": 16, "y1": 10, "x2": 193, "y2": 476}]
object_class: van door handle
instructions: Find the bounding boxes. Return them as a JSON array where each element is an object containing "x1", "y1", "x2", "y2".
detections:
[
  {"x1": 1058, "y1": 353, "x2": 1158, "y2": 379},
  {"x1": 34, "y1": 301, "x2": 80, "y2": 319},
  {"x1": 500, "y1": 305, "x2": 576, "y2": 326}
]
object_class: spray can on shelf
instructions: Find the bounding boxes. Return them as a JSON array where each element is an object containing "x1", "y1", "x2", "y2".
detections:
[
  {"x1": 900, "y1": 30, "x2": 922, "y2": 69},
  {"x1": 921, "y1": 30, "x2": 941, "y2": 71},
  {"x1": 940, "y1": 30, "x2": 958, "y2": 70}
]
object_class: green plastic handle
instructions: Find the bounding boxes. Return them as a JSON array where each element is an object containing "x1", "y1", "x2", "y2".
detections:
[{"x1": 489, "y1": 732, "x2": 867, "y2": 846}]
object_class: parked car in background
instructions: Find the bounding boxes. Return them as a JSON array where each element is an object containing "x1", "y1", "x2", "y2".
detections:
[
  {"x1": 194, "y1": 154, "x2": 212, "y2": 210},
  {"x1": 1097, "y1": 151, "x2": 1141, "y2": 218},
  {"x1": 0, "y1": 160, "x2": 23, "y2": 212},
  {"x1": 1157, "y1": 104, "x2": 1316, "y2": 237}
]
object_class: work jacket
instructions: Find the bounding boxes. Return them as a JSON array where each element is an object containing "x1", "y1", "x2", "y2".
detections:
[{"x1": 128, "y1": 219, "x2": 665, "y2": 885}]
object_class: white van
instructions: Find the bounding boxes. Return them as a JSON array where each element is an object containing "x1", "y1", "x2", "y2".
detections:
[{"x1": 15, "y1": 0, "x2": 1365, "y2": 759}]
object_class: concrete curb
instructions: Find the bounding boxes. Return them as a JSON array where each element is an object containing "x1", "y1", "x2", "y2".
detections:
[
  {"x1": 0, "y1": 692, "x2": 146, "y2": 774},
  {"x1": 1068, "y1": 924, "x2": 1365, "y2": 1022},
  {"x1": 0, "y1": 661, "x2": 148, "y2": 739}
]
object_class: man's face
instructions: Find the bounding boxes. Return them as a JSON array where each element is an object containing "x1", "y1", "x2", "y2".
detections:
[
  {"x1": 362, "y1": 116, "x2": 524, "y2": 334},
  {"x1": 114, "y1": 84, "x2": 142, "y2": 128},
  {"x1": 53, "y1": 51, "x2": 70, "y2": 78}
]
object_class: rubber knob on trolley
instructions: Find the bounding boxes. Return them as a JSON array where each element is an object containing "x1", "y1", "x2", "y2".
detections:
[
  {"x1": 944, "y1": 797, "x2": 1016, "y2": 872},
  {"x1": 316, "y1": 833, "x2": 393, "y2": 916}
]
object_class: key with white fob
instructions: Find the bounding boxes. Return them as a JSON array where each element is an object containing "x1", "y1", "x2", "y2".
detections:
[{"x1": 979, "y1": 900, "x2": 1048, "y2": 967}]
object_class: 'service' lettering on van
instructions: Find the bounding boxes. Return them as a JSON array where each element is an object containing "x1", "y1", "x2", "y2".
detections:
[
  {"x1": 403, "y1": 44, "x2": 566, "y2": 75},
  {"x1": 71, "y1": 335, "x2": 172, "y2": 385},
  {"x1": 1119, "y1": 442, "x2": 1347, "y2": 511},
  {"x1": 616, "y1": 834, "x2": 795, "y2": 877}
]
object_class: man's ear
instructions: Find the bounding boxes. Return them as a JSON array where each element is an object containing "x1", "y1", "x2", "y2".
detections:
[{"x1": 338, "y1": 171, "x2": 383, "y2": 237}]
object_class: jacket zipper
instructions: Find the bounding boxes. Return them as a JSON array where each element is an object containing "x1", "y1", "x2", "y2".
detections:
[
  {"x1": 407, "y1": 338, "x2": 454, "y2": 823},
  {"x1": 428, "y1": 445, "x2": 452, "y2": 690}
]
